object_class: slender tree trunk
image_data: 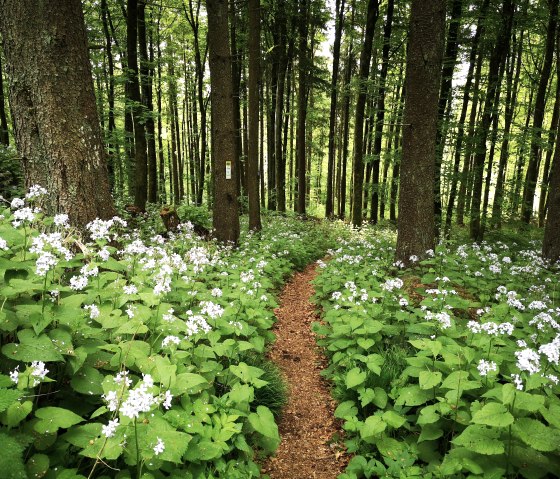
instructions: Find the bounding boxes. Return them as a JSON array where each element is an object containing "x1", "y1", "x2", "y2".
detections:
[
  {"x1": 0, "y1": 0, "x2": 115, "y2": 225},
  {"x1": 248, "y1": 0, "x2": 262, "y2": 230},
  {"x1": 543, "y1": 119, "x2": 560, "y2": 262},
  {"x1": 469, "y1": 0, "x2": 513, "y2": 241},
  {"x1": 351, "y1": 0, "x2": 379, "y2": 226},
  {"x1": 295, "y1": 0, "x2": 309, "y2": 215},
  {"x1": 434, "y1": 0, "x2": 463, "y2": 235},
  {"x1": 275, "y1": 11, "x2": 288, "y2": 212},
  {"x1": 522, "y1": 0, "x2": 559, "y2": 223},
  {"x1": 325, "y1": 0, "x2": 345, "y2": 218},
  {"x1": 156, "y1": 13, "x2": 166, "y2": 203},
  {"x1": 395, "y1": 0, "x2": 445, "y2": 264},
  {"x1": 168, "y1": 52, "x2": 180, "y2": 204},
  {"x1": 369, "y1": 0, "x2": 394, "y2": 224},
  {"x1": 206, "y1": 0, "x2": 240, "y2": 243},
  {"x1": 0, "y1": 53, "x2": 8, "y2": 146},
  {"x1": 230, "y1": 0, "x2": 244, "y2": 199}
]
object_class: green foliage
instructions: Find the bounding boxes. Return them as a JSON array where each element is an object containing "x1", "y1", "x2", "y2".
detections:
[
  {"x1": 0, "y1": 145, "x2": 23, "y2": 200},
  {"x1": 314, "y1": 225, "x2": 560, "y2": 478},
  {"x1": 0, "y1": 188, "x2": 334, "y2": 478}
]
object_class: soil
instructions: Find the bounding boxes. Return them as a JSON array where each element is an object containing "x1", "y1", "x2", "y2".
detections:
[{"x1": 261, "y1": 263, "x2": 347, "y2": 479}]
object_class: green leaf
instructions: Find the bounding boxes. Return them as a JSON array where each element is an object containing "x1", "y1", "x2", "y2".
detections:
[
  {"x1": 512, "y1": 417, "x2": 560, "y2": 452},
  {"x1": 394, "y1": 385, "x2": 432, "y2": 407},
  {"x1": 335, "y1": 400, "x2": 358, "y2": 419},
  {"x1": 382, "y1": 410, "x2": 406, "y2": 429},
  {"x1": 0, "y1": 432, "x2": 26, "y2": 478},
  {"x1": 248, "y1": 405, "x2": 279, "y2": 440},
  {"x1": 417, "y1": 405, "x2": 440, "y2": 425},
  {"x1": 2, "y1": 330, "x2": 63, "y2": 362},
  {"x1": 409, "y1": 339, "x2": 442, "y2": 357},
  {"x1": 70, "y1": 366, "x2": 104, "y2": 395},
  {"x1": 62, "y1": 423, "x2": 103, "y2": 448},
  {"x1": 34, "y1": 407, "x2": 83, "y2": 433},
  {"x1": 419, "y1": 370, "x2": 442, "y2": 390},
  {"x1": 346, "y1": 367, "x2": 366, "y2": 389},
  {"x1": 512, "y1": 390, "x2": 545, "y2": 413},
  {"x1": 471, "y1": 402, "x2": 514, "y2": 428},
  {"x1": 184, "y1": 439, "x2": 223, "y2": 461},
  {"x1": 0, "y1": 388, "x2": 22, "y2": 413},
  {"x1": 229, "y1": 362, "x2": 267, "y2": 387},
  {"x1": 26, "y1": 453, "x2": 49, "y2": 479},
  {"x1": 2, "y1": 400, "x2": 33, "y2": 427},
  {"x1": 418, "y1": 423, "x2": 443, "y2": 442},
  {"x1": 541, "y1": 402, "x2": 560, "y2": 428},
  {"x1": 360, "y1": 415, "x2": 386, "y2": 443},
  {"x1": 452, "y1": 425, "x2": 505, "y2": 455},
  {"x1": 364, "y1": 354, "x2": 384, "y2": 375},
  {"x1": 172, "y1": 373, "x2": 209, "y2": 394}
]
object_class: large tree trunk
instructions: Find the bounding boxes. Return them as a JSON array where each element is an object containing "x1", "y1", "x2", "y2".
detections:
[
  {"x1": 395, "y1": 0, "x2": 445, "y2": 265},
  {"x1": 543, "y1": 125, "x2": 560, "y2": 262},
  {"x1": 247, "y1": 0, "x2": 262, "y2": 231},
  {"x1": 207, "y1": 0, "x2": 240, "y2": 243},
  {"x1": 350, "y1": 0, "x2": 379, "y2": 227},
  {"x1": 522, "y1": 0, "x2": 559, "y2": 223},
  {"x1": 0, "y1": 0, "x2": 115, "y2": 226}
]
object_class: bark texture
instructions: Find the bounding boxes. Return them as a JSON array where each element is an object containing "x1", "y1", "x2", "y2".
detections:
[
  {"x1": 0, "y1": 0, "x2": 114, "y2": 226},
  {"x1": 395, "y1": 0, "x2": 445, "y2": 264},
  {"x1": 207, "y1": 0, "x2": 240, "y2": 243}
]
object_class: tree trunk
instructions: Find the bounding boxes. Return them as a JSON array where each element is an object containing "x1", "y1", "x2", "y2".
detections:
[
  {"x1": 275, "y1": 10, "x2": 288, "y2": 212},
  {"x1": 434, "y1": 0, "x2": 463, "y2": 236},
  {"x1": 522, "y1": 0, "x2": 559, "y2": 223},
  {"x1": 369, "y1": 0, "x2": 394, "y2": 224},
  {"x1": 395, "y1": 0, "x2": 445, "y2": 265},
  {"x1": 138, "y1": 0, "x2": 158, "y2": 204},
  {"x1": 469, "y1": 0, "x2": 513, "y2": 241},
  {"x1": 168, "y1": 52, "x2": 180, "y2": 204},
  {"x1": 325, "y1": 0, "x2": 345, "y2": 218},
  {"x1": 0, "y1": 52, "x2": 8, "y2": 146},
  {"x1": 350, "y1": 0, "x2": 379, "y2": 227},
  {"x1": 295, "y1": 0, "x2": 309, "y2": 215},
  {"x1": 206, "y1": 0, "x2": 240, "y2": 243},
  {"x1": 0, "y1": 0, "x2": 115, "y2": 225},
  {"x1": 248, "y1": 0, "x2": 262, "y2": 231},
  {"x1": 543, "y1": 123, "x2": 560, "y2": 262}
]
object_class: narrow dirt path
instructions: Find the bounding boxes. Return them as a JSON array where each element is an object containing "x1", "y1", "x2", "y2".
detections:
[{"x1": 262, "y1": 263, "x2": 346, "y2": 479}]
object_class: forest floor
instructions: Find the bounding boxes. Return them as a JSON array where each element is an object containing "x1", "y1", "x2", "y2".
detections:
[{"x1": 261, "y1": 263, "x2": 348, "y2": 479}]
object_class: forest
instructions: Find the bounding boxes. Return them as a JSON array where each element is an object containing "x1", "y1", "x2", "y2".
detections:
[{"x1": 0, "y1": 0, "x2": 559, "y2": 478}]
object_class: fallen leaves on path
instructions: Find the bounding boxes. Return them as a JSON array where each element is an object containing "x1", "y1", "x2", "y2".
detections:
[{"x1": 262, "y1": 263, "x2": 347, "y2": 479}]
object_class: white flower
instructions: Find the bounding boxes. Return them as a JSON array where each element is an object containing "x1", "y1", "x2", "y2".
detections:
[
  {"x1": 25, "y1": 184, "x2": 47, "y2": 199},
  {"x1": 211, "y1": 288, "x2": 223, "y2": 297},
  {"x1": 9, "y1": 366, "x2": 19, "y2": 384},
  {"x1": 381, "y1": 278, "x2": 403, "y2": 293},
  {"x1": 53, "y1": 214, "x2": 69, "y2": 228},
  {"x1": 477, "y1": 359, "x2": 497, "y2": 376},
  {"x1": 162, "y1": 390, "x2": 173, "y2": 409},
  {"x1": 153, "y1": 437, "x2": 165, "y2": 455},
  {"x1": 10, "y1": 198, "x2": 24, "y2": 209},
  {"x1": 80, "y1": 264, "x2": 99, "y2": 277},
  {"x1": 511, "y1": 373, "x2": 523, "y2": 390},
  {"x1": 161, "y1": 335, "x2": 181, "y2": 348},
  {"x1": 102, "y1": 419, "x2": 120, "y2": 438},
  {"x1": 515, "y1": 348, "x2": 541, "y2": 375},
  {"x1": 84, "y1": 304, "x2": 100, "y2": 320},
  {"x1": 125, "y1": 307, "x2": 135, "y2": 319},
  {"x1": 70, "y1": 275, "x2": 88, "y2": 290},
  {"x1": 103, "y1": 390, "x2": 119, "y2": 411},
  {"x1": 123, "y1": 284, "x2": 138, "y2": 295},
  {"x1": 331, "y1": 291, "x2": 342, "y2": 301},
  {"x1": 0, "y1": 237, "x2": 8, "y2": 250},
  {"x1": 98, "y1": 247, "x2": 111, "y2": 262},
  {"x1": 200, "y1": 301, "x2": 224, "y2": 319}
]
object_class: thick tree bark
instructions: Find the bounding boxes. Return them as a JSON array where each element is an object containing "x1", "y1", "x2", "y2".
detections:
[
  {"x1": 325, "y1": 0, "x2": 345, "y2": 218},
  {"x1": 395, "y1": 0, "x2": 445, "y2": 265},
  {"x1": 469, "y1": 0, "x2": 513, "y2": 241},
  {"x1": 543, "y1": 125, "x2": 560, "y2": 262},
  {"x1": 350, "y1": 0, "x2": 379, "y2": 227},
  {"x1": 0, "y1": 0, "x2": 115, "y2": 225},
  {"x1": 522, "y1": 0, "x2": 559, "y2": 224},
  {"x1": 248, "y1": 0, "x2": 262, "y2": 231},
  {"x1": 207, "y1": 0, "x2": 240, "y2": 243}
]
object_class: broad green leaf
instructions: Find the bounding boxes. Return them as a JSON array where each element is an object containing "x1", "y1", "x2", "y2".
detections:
[
  {"x1": 345, "y1": 367, "x2": 366, "y2": 389},
  {"x1": 372, "y1": 387, "x2": 388, "y2": 409},
  {"x1": 452, "y1": 425, "x2": 505, "y2": 455},
  {"x1": 409, "y1": 339, "x2": 442, "y2": 357},
  {"x1": 541, "y1": 402, "x2": 560, "y2": 428},
  {"x1": 360, "y1": 415, "x2": 386, "y2": 443},
  {"x1": 62, "y1": 423, "x2": 103, "y2": 448},
  {"x1": 364, "y1": 354, "x2": 384, "y2": 375},
  {"x1": 382, "y1": 410, "x2": 406, "y2": 429},
  {"x1": 70, "y1": 366, "x2": 104, "y2": 395},
  {"x1": 417, "y1": 405, "x2": 440, "y2": 425},
  {"x1": 25, "y1": 454, "x2": 49, "y2": 479},
  {"x1": 0, "y1": 388, "x2": 22, "y2": 413},
  {"x1": 184, "y1": 439, "x2": 223, "y2": 461},
  {"x1": 471, "y1": 402, "x2": 513, "y2": 428},
  {"x1": 248, "y1": 406, "x2": 279, "y2": 440},
  {"x1": 2, "y1": 400, "x2": 33, "y2": 427},
  {"x1": 419, "y1": 370, "x2": 442, "y2": 390},
  {"x1": 357, "y1": 338, "x2": 375, "y2": 350},
  {"x1": 512, "y1": 390, "x2": 545, "y2": 413},
  {"x1": 358, "y1": 387, "x2": 376, "y2": 408},
  {"x1": 335, "y1": 400, "x2": 358, "y2": 419},
  {"x1": 0, "y1": 432, "x2": 26, "y2": 478},
  {"x1": 172, "y1": 373, "x2": 208, "y2": 394},
  {"x1": 394, "y1": 385, "x2": 432, "y2": 407},
  {"x1": 512, "y1": 417, "x2": 560, "y2": 452},
  {"x1": 34, "y1": 407, "x2": 83, "y2": 433},
  {"x1": 229, "y1": 362, "x2": 267, "y2": 387},
  {"x1": 2, "y1": 330, "x2": 63, "y2": 362}
]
